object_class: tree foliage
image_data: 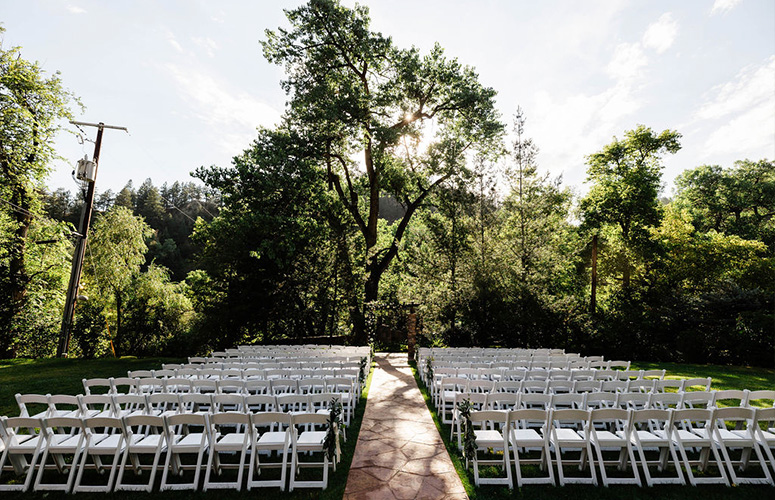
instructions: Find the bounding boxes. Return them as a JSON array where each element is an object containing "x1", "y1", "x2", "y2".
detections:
[
  {"x1": 0, "y1": 26, "x2": 80, "y2": 357},
  {"x1": 262, "y1": 0, "x2": 503, "y2": 341},
  {"x1": 580, "y1": 125, "x2": 681, "y2": 290}
]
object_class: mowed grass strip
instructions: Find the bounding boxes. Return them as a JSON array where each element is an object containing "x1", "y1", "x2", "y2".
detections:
[
  {"x1": 410, "y1": 359, "x2": 775, "y2": 500},
  {"x1": 0, "y1": 356, "x2": 375, "y2": 500}
]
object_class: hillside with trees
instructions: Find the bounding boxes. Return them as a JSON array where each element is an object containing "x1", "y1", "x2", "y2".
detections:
[{"x1": 1, "y1": 2, "x2": 772, "y2": 366}]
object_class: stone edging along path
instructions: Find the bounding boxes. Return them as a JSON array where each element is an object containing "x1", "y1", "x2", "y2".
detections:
[{"x1": 344, "y1": 353, "x2": 467, "y2": 500}]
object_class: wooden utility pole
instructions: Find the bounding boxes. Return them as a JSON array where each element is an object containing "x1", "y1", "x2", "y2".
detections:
[
  {"x1": 56, "y1": 121, "x2": 127, "y2": 358},
  {"x1": 590, "y1": 234, "x2": 598, "y2": 315}
]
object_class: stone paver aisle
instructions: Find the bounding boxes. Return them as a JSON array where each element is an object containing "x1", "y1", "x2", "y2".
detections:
[{"x1": 344, "y1": 353, "x2": 468, "y2": 500}]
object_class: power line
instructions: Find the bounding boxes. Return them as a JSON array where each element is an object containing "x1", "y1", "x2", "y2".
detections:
[{"x1": 0, "y1": 197, "x2": 35, "y2": 218}]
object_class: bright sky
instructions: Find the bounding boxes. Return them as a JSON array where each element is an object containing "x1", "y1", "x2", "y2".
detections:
[{"x1": 3, "y1": 0, "x2": 774, "y2": 197}]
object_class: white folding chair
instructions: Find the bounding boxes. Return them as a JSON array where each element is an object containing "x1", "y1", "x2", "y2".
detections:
[
  {"x1": 203, "y1": 412, "x2": 251, "y2": 491},
  {"x1": 34, "y1": 416, "x2": 85, "y2": 492},
  {"x1": 486, "y1": 392, "x2": 518, "y2": 411},
  {"x1": 629, "y1": 409, "x2": 684, "y2": 485},
  {"x1": 325, "y1": 377, "x2": 355, "y2": 425},
  {"x1": 15, "y1": 394, "x2": 49, "y2": 418},
  {"x1": 309, "y1": 393, "x2": 346, "y2": 443},
  {"x1": 148, "y1": 393, "x2": 181, "y2": 417},
  {"x1": 179, "y1": 393, "x2": 212, "y2": 415},
  {"x1": 244, "y1": 379, "x2": 272, "y2": 395},
  {"x1": 191, "y1": 379, "x2": 218, "y2": 395},
  {"x1": 653, "y1": 379, "x2": 683, "y2": 393},
  {"x1": 616, "y1": 392, "x2": 651, "y2": 410},
  {"x1": 113, "y1": 394, "x2": 150, "y2": 418},
  {"x1": 136, "y1": 377, "x2": 165, "y2": 394},
  {"x1": 115, "y1": 414, "x2": 168, "y2": 491},
  {"x1": 468, "y1": 410, "x2": 512, "y2": 489},
  {"x1": 711, "y1": 407, "x2": 773, "y2": 485},
  {"x1": 276, "y1": 394, "x2": 311, "y2": 415},
  {"x1": 164, "y1": 378, "x2": 193, "y2": 394},
  {"x1": 713, "y1": 389, "x2": 749, "y2": 408},
  {"x1": 46, "y1": 395, "x2": 81, "y2": 420},
  {"x1": 521, "y1": 380, "x2": 549, "y2": 394},
  {"x1": 245, "y1": 394, "x2": 277, "y2": 414},
  {"x1": 573, "y1": 380, "x2": 602, "y2": 393},
  {"x1": 270, "y1": 378, "x2": 298, "y2": 395},
  {"x1": 77, "y1": 394, "x2": 115, "y2": 419},
  {"x1": 548, "y1": 409, "x2": 596, "y2": 485},
  {"x1": 587, "y1": 408, "x2": 641, "y2": 486},
  {"x1": 746, "y1": 390, "x2": 775, "y2": 408},
  {"x1": 627, "y1": 379, "x2": 656, "y2": 394},
  {"x1": 289, "y1": 412, "x2": 336, "y2": 491},
  {"x1": 248, "y1": 412, "x2": 292, "y2": 490},
  {"x1": 211, "y1": 394, "x2": 245, "y2": 414},
  {"x1": 439, "y1": 377, "x2": 468, "y2": 424},
  {"x1": 671, "y1": 408, "x2": 729, "y2": 486},
  {"x1": 0, "y1": 417, "x2": 45, "y2": 491},
  {"x1": 73, "y1": 417, "x2": 126, "y2": 492},
  {"x1": 111, "y1": 377, "x2": 140, "y2": 395},
  {"x1": 681, "y1": 377, "x2": 712, "y2": 392},
  {"x1": 508, "y1": 409, "x2": 554, "y2": 486},
  {"x1": 753, "y1": 408, "x2": 775, "y2": 477},
  {"x1": 551, "y1": 393, "x2": 585, "y2": 411},
  {"x1": 648, "y1": 392, "x2": 682, "y2": 411},
  {"x1": 160, "y1": 413, "x2": 210, "y2": 491},
  {"x1": 83, "y1": 378, "x2": 112, "y2": 395},
  {"x1": 216, "y1": 379, "x2": 245, "y2": 395}
]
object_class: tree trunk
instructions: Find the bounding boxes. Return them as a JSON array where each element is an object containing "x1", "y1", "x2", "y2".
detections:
[
  {"x1": 590, "y1": 234, "x2": 598, "y2": 314},
  {"x1": 114, "y1": 290, "x2": 122, "y2": 357}
]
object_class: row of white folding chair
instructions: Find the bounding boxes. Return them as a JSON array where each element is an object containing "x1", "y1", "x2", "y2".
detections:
[
  {"x1": 428, "y1": 369, "x2": 666, "y2": 391},
  {"x1": 462, "y1": 406, "x2": 775, "y2": 489},
  {"x1": 0, "y1": 411, "x2": 339, "y2": 492},
  {"x1": 126, "y1": 368, "x2": 361, "y2": 383},
  {"x1": 16, "y1": 391, "x2": 344, "y2": 418},
  {"x1": 439, "y1": 383, "x2": 737, "y2": 426},
  {"x1": 84, "y1": 376, "x2": 357, "y2": 398},
  {"x1": 193, "y1": 355, "x2": 364, "y2": 364},
  {"x1": 449, "y1": 391, "x2": 738, "y2": 444},
  {"x1": 430, "y1": 374, "x2": 705, "y2": 400},
  {"x1": 434, "y1": 378, "x2": 705, "y2": 415},
  {"x1": 16, "y1": 391, "x2": 353, "y2": 427},
  {"x1": 177, "y1": 360, "x2": 363, "y2": 371}
]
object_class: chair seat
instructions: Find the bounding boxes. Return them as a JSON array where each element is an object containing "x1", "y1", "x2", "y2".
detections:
[
  {"x1": 756, "y1": 430, "x2": 775, "y2": 443},
  {"x1": 50, "y1": 410, "x2": 80, "y2": 419},
  {"x1": 510, "y1": 429, "x2": 544, "y2": 446},
  {"x1": 674, "y1": 429, "x2": 710, "y2": 445},
  {"x1": 475, "y1": 429, "x2": 504, "y2": 447},
  {"x1": 554, "y1": 428, "x2": 584, "y2": 445},
  {"x1": 8, "y1": 435, "x2": 43, "y2": 451},
  {"x1": 215, "y1": 433, "x2": 249, "y2": 449},
  {"x1": 631, "y1": 430, "x2": 668, "y2": 445},
  {"x1": 83, "y1": 410, "x2": 113, "y2": 419},
  {"x1": 297, "y1": 431, "x2": 326, "y2": 445},
  {"x1": 595, "y1": 430, "x2": 626, "y2": 446},
  {"x1": 48, "y1": 434, "x2": 83, "y2": 451},
  {"x1": 130, "y1": 434, "x2": 165, "y2": 452},
  {"x1": 89, "y1": 434, "x2": 123, "y2": 453},
  {"x1": 174, "y1": 434, "x2": 207, "y2": 450},
  {"x1": 257, "y1": 432, "x2": 288, "y2": 447}
]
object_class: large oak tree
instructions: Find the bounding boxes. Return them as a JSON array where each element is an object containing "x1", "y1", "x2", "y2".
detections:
[{"x1": 263, "y1": 0, "x2": 503, "y2": 341}]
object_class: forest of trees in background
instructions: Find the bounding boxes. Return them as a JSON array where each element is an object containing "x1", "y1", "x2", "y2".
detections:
[{"x1": 1, "y1": 1, "x2": 773, "y2": 366}]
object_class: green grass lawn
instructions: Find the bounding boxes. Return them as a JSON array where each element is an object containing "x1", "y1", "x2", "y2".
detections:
[
  {"x1": 410, "y1": 360, "x2": 775, "y2": 500},
  {"x1": 0, "y1": 356, "x2": 375, "y2": 500}
]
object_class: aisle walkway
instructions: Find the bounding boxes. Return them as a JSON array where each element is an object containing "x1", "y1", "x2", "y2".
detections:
[{"x1": 344, "y1": 353, "x2": 467, "y2": 500}]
